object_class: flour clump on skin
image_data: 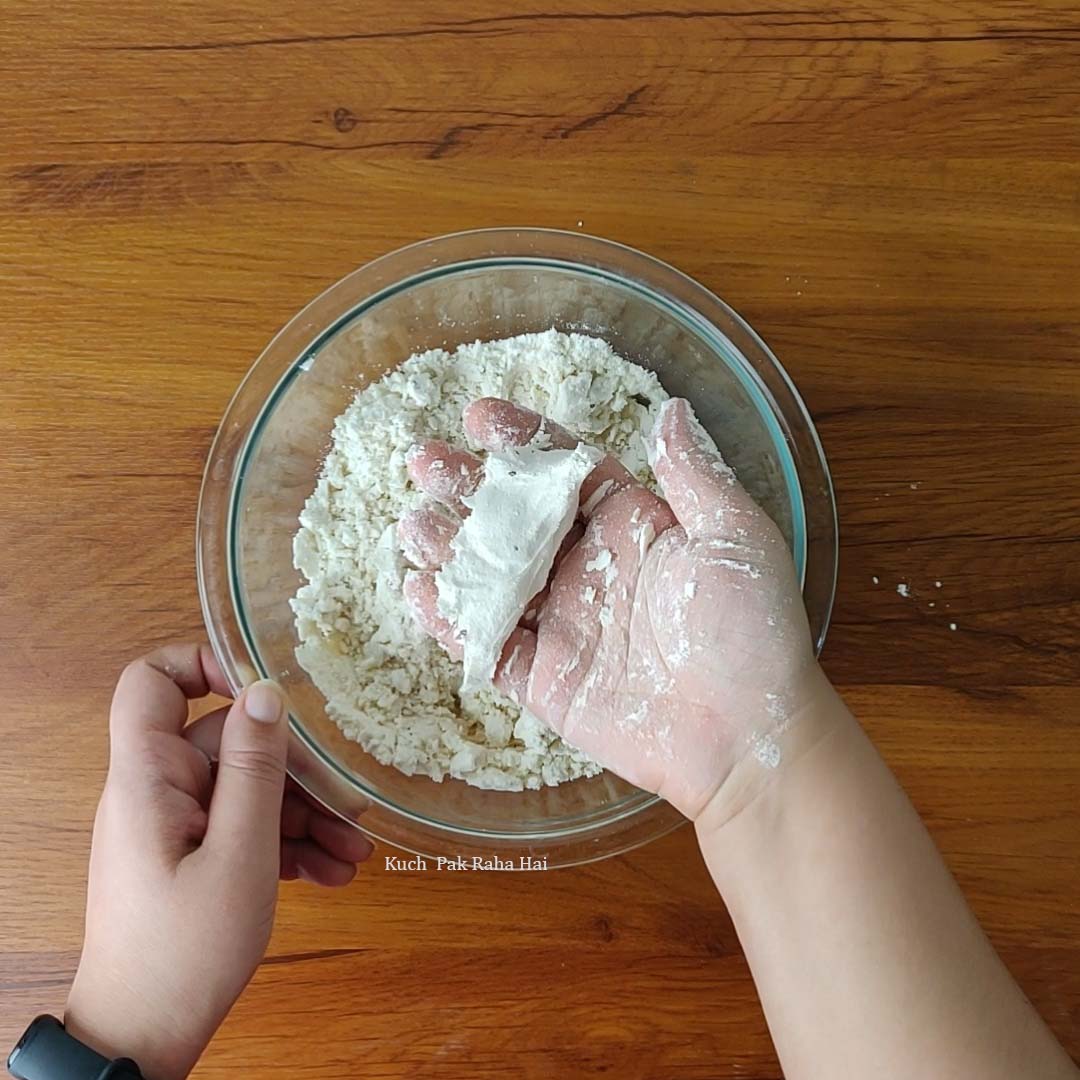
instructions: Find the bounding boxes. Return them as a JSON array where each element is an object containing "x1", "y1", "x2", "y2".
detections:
[
  {"x1": 291, "y1": 330, "x2": 669, "y2": 791},
  {"x1": 436, "y1": 440, "x2": 603, "y2": 693}
]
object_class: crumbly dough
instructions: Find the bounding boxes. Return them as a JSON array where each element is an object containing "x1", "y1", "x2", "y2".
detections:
[{"x1": 291, "y1": 330, "x2": 668, "y2": 791}]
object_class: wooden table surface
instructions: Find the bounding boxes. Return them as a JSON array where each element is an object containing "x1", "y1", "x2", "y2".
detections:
[{"x1": 3, "y1": 2, "x2": 1079, "y2": 1076}]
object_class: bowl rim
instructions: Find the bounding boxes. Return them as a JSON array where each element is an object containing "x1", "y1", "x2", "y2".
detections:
[{"x1": 197, "y1": 226, "x2": 837, "y2": 866}]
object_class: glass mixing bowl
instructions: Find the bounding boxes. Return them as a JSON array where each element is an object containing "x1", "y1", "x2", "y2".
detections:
[{"x1": 197, "y1": 228, "x2": 837, "y2": 868}]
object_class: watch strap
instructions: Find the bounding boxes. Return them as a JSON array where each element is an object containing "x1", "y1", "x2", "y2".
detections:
[{"x1": 7, "y1": 1015, "x2": 143, "y2": 1080}]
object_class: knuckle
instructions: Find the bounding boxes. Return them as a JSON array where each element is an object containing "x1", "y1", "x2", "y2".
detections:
[
  {"x1": 120, "y1": 657, "x2": 143, "y2": 679},
  {"x1": 115, "y1": 657, "x2": 149, "y2": 692},
  {"x1": 219, "y1": 745, "x2": 285, "y2": 786},
  {"x1": 113, "y1": 734, "x2": 176, "y2": 785}
]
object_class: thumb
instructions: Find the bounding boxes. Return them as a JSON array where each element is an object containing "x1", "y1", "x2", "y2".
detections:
[
  {"x1": 205, "y1": 680, "x2": 288, "y2": 869},
  {"x1": 650, "y1": 398, "x2": 760, "y2": 537}
]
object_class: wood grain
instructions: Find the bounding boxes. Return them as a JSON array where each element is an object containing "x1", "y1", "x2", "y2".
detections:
[{"x1": 1, "y1": 1, "x2": 1078, "y2": 1076}]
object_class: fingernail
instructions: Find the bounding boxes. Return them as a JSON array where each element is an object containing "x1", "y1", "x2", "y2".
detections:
[{"x1": 245, "y1": 680, "x2": 284, "y2": 724}]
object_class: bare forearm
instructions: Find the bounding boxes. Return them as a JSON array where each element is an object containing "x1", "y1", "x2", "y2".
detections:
[{"x1": 698, "y1": 674, "x2": 1078, "y2": 1080}]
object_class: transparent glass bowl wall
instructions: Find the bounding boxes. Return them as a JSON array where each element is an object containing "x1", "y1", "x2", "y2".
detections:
[{"x1": 197, "y1": 229, "x2": 838, "y2": 867}]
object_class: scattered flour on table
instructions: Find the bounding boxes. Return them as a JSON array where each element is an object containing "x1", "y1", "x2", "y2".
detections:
[{"x1": 291, "y1": 330, "x2": 669, "y2": 791}]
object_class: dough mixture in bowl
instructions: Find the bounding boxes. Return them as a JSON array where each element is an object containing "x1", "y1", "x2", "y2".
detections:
[{"x1": 291, "y1": 329, "x2": 668, "y2": 791}]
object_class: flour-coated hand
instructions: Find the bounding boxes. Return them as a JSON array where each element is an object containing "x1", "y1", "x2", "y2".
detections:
[{"x1": 401, "y1": 398, "x2": 818, "y2": 819}]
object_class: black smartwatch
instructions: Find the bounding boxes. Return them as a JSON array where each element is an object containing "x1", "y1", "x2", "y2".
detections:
[{"x1": 8, "y1": 1016, "x2": 144, "y2": 1079}]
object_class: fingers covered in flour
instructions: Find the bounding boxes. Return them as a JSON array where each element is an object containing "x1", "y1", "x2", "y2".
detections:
[
  {"x1": 651, "y1": 398, "x2": 761, "y2": 538},
  {"x1": 404, "y1": 571, "x2": 540, "y2": 699},
  {"x1": 463, "y1": 397, "x2": 638, "y2": 520},
  {"x1": 406, "y1": 440, "x2": 483, "y2": 515},
  {"x1": 519, "y1": 519, "x2": 587, "y2": 630},
  {"x1": 398, "y1": 504, "x2": 460, "y2": 570},
  {"x1": 492, "y1": 627, "x2": 537, "y2": 705},
  {"x1": 402, "y1": 570, "x2": 462, "y2": 659}
]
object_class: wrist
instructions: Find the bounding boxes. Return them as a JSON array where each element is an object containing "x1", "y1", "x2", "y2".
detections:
[
  {"x1": 694, "y1": 679, "x2": 873, "y2": 917},
  {"x1": 693, "y1": 664, "x2": 853, "y2": 838},
  {"x1": 65, "y1": 968, "x2": 203, "y2": 1080}
]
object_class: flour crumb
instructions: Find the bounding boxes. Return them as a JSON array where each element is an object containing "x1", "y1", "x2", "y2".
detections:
[
  {"x1": 752, "y1": 733, "x2": 781, "y2": 769},
  {"x1": 897, "y1": 583, "x2": 910, "y2": 598},
  {"x1": 872, "y1": 575, "x2": 879, "y2": 585},
  {"x1": 717, "y1": 558, "x2": 762, "y2": 580},
  {"x1": 633, "y1": 520, "x2": 656, "y2": 562},
  {"x1": 582, "y1": 479, "x2": 614, "y2": 517},
  {"x1": 934, "y1": 580, "x2": 942, "y2": 588},
  {"x1": 291, "y1": 329, "x2": 667, "y2": 791},
  {"x1": 949, "y1": 622, "x2": 958, "y2": 631},
  {"x1": 585, "y1": 549, "x2": 612, "y2": 573},
  {"x1": 586, "y1": 549, "x2": 617, "y2": 589}
]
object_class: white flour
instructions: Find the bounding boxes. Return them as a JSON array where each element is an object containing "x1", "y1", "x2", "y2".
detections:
[
  {"x1": 436, "y1": 440, "x2": 602, "y2": 692},
  {"x1": 291, "y1": 330, "x2": 668, "y2": 791}
]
